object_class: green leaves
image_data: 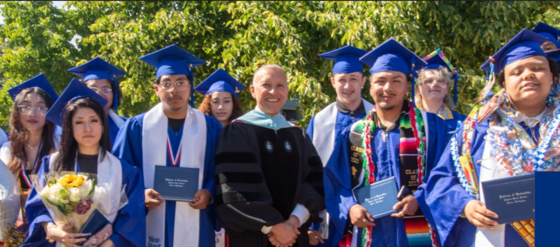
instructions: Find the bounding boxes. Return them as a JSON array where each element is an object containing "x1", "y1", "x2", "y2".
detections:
[{"x1": 0, "y1": 1, "x2": 559, "y2": 129}]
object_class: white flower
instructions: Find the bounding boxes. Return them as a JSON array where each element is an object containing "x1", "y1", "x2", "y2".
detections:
[{"x1": 68, "y1": 187, "x2": 82, "y2": 202}]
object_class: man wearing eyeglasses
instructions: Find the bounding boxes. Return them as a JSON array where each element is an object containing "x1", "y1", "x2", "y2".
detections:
[{"x1": 113, "y1": 44, "x2": 223, "y2": 247}]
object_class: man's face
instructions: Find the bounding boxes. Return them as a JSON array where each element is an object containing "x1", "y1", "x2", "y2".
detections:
[
  {"x1": 249, "y1": 68, "x2": 289, "y2": 116},
  {"x1": 154, "y1": 74, "x2": 191, "y2": 112},
  {"x1": 369, "y1": 71, "x2": 409, "y2": 111},
  {"x1": 331, "y1": 72, "x2": 366, "y2": 106}
]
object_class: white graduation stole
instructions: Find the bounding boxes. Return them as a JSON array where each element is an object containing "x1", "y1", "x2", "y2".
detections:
[
  {"x1": 474, "y1": 137, "x2": 511, "y2": 247},
  {"x1": 108, "y1": 110, "x2": 126, "y2": 128},
  {"x1": 47, "y1": 150, "x2": 123, "y2": 247},
  {"x1": 312, "y1": 99, "x2": 373, "y2": 240},
  {"x1": 142, "y1": 103, "x2": 207, "y2": 247}
]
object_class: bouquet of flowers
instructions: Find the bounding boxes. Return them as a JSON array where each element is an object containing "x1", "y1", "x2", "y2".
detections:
[{"x1": 33, "y1": 171, "x2": 118, "y2": 233}]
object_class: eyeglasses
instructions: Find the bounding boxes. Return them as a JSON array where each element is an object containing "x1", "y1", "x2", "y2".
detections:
[
  {"x1": 89, "y1": 87, "x2": 113, "y2": 95},
  {"x1": 18, "y1": 105, "x2": 49, "y2": 115},
  {"x1": 156, "y1": 80, "x2": 190, "y2": 91},
  {"x1": 422, "y1": 79, "x2": 448, "y2": 85}
]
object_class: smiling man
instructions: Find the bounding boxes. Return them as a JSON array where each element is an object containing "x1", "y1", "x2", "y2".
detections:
[
  {"x1": 306, "y1": 45, "x2": 373, "y2": 246},
  {"x1": 112, "y1": 44, "x2": 223, "y2": 247},
  {"x1": 214, "y1": 64, "x2": 325, "y2": 247},
  {"x1": 323, "y1": 38, "x2": 455, "y2": 247}
]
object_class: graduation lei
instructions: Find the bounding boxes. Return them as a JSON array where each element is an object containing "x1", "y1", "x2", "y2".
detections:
[
  {"x1": 450, "y1": 88, "x2": 560, "y2": 247},
  {"x1": 360, "y1": 101, "x2": 438, "y2": 247},
  {"x1": 451, "y1": 88, "x2": 560, "y2": 199}
]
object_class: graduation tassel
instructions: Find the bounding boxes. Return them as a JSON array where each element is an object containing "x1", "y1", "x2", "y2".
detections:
[
  {"x1": 189, "y1": 63, "x2": 195, "y2": 108},
  {"x1": 453, "y1": 69, "x2": 458, "y2": 106},
  {"x1": 113, "y1": 75, "x2": 119, "y2": 111},
  {"x1": 410, "y1": 58, "x2": 416, "y2": 107}
]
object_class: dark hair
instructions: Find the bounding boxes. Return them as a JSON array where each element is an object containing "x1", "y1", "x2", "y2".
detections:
[
  {"x1": 53, "y1": 97, "x2": 111, "y2": 172},
  {"x1": 83, "y1": 79, "x2": 123, "y2": 110},
  {"x1": 197, "y1": 93, "x2": 244, "y2": 123},
  {"x1": 475, "y1": 57, "x2": 559, "y2": 103},
  {"x1": 7, "y1": 88, "x2": 56, "y2": 175}
]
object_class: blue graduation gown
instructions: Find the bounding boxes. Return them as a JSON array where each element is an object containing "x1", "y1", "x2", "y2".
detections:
[
  {"x1": 112, "y1": 113, "x2": 222, "y2": 247},
  {"x1": 306, "y1": 110, "x2": 367, "y2": 247},
  {"x1": 425, "y1": 118, "x2": 529, "y2": 247},
  {"x1": 108, "y1": 114, "x2": 127, "y2": 146},
  {"x1": 324, "y1": 111, "x2": 451, "y2": 247},
  {"x1": 445, "y1": 110, "x2": 466, "y2": 133},
  {"x1": 22, "y1": 154, "x2": 146, "y2": 247}
]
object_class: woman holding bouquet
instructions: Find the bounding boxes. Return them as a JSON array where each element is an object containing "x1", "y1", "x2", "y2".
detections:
[
  {"x1": 22, "y1": 79, "x2": 146, "y2": 247},
  {"x1": 425, "y1": 29, "x2": 557, "y2": 247}
]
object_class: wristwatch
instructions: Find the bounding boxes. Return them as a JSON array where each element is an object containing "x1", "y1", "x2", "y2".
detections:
[{"x1": 46, "y1": 223, "x2": 56, "y2": 243}]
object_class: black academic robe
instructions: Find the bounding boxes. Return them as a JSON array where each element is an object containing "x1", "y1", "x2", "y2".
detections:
[{"x1": 214, "y1": 121, "x2": 325, "y2": 247}]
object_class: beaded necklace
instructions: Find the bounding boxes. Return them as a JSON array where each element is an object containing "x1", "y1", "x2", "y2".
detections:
[{"x1": 359, "y1": 102, "x2": 438, "y2": 247}]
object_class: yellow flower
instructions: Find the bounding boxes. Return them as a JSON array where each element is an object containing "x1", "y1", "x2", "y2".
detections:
[{"x1": 59, "y1": 174, "x2": 84, "y2": 188}]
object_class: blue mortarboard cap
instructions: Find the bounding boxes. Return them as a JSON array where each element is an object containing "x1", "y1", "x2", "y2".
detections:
[
  {"x1": 195, "y1": 68, "x2": 246, "y2": 98},
  {"x1": 546, "y1": 49, "x2": 560, "y2": 62},
  {"x1": 360, "y1": 38, "x2": 427, "y2": 75},
  {"x1": 318, "y1": 45, "x2": 368, "y2": 74},
  {"x1": 423, "y1": 48, "x2": 460, "y2": 104},
  {"x1": 45, "y1": 78, "x2": 108, "y2": 127},
  {"x1": 480, "y1": 29, "x2": 548, "y2": 75},
  {"x1": 533, "y1": 22, "x2": 560, "y2": 48},
  {"x1": 139, "y1": 44, "x2": 205, "y2": 107},
  {"x1": 8, "y1": 73, "x2": 59, "y2": 102},
  {"x1": 67, "y1": 57, "x2": 126, "y2": 110},
  {"x1": 360, "y1": 38, "x2": 427, "y2": 106},
  {"x1": 67, "y1": 57, "x2": 126, "y2": 81},
  {"x1": 139, "y1": 44, "x2": 205, "y2": 79}
]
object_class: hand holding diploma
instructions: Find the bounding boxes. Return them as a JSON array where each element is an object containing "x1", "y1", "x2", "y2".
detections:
[
  {"x1": 145, "y1": 188, "x2": 164, "y2": 210},
  {"x1": 349, "y1": 204, "x2": 375, "y2": 228},
  {"x1": 189, "y1": 189, "x2": 211, "y2": 209},
  {"x1": 463, "y1": 200, "x2": 499, "y2": 229}
]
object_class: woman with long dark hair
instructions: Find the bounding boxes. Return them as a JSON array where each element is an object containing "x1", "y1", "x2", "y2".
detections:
[
  {"x1": 0, "y1": 73, "x2": 59, "y2": 207},
  {"x1": 67, "y1": 57, "x2": 127, "y2": 145},
  {"x1": 195, "y1": 68, "x2": 245, "y2": 126},
  {"x1": 426, "y1": 29, "x2": 558, "y2": 247},
  {"x1": 22, "y1": 79, "x2": 145, "y2": 247}
]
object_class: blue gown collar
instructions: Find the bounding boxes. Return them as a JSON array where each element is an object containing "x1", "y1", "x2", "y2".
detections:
[{"x1": 236, "y1": 106, "x2": 293, "y2": 130}]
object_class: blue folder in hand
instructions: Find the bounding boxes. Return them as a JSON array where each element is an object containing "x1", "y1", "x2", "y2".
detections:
[
  {"x1": 153, "y1": 166, "x2": 199, "y2": 202},
  {"x1": 354, "y1": 176, "x2": 399, "y2": 219},
  {"x1": 482, "y1": 173, "x2": 535, "y2": 224}
]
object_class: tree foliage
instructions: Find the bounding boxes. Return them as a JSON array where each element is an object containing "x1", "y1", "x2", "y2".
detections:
[{"x1": 0, "y1": 1, "x2": 559, "y2": 129}]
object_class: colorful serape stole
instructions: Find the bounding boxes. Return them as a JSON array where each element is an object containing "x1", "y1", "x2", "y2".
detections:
[{"x1": 404, "y1": 216, "x2": 433, "y2": 247}]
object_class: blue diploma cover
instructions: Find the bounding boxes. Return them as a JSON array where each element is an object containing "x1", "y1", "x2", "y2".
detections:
[
  {"x1": 354, "y1": 176, "x2": 399, "y2": 219},
  {"x1": 482, "y1": 173, "x2": 535, "y2": 224},
  {"x1": 153, "y1": 166, "x2": 200, "y2": 202}
]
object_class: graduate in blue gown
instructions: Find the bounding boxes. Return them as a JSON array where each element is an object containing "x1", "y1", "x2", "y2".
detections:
[
  {"x1": 416, "y1": 49, "x2": 466, "y2": 131},
  {"x1": 0, "y1": 127, "x2": 7, "y2": 146},
  {"x1": 23, "y1": 79, "x2": 145, "y2": 247},
  {"x1": 425, "y1": 29, "x2": 558, "y2": 247},
  {"x1": 68, "y1": 57, "x2": 128, "y2": 145},
  {"x1": 324, "y1": 38, "x2": 453, "y2": 247},
  {"x1": 113, "y1": 44, "x2": 222, "y2": 247},
  {"x1": 533, "y1": 22, "x2": 560, "y2": 52},
  {"x1": 305, "y1": 45, "x2": 373, "y2": 247}
]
